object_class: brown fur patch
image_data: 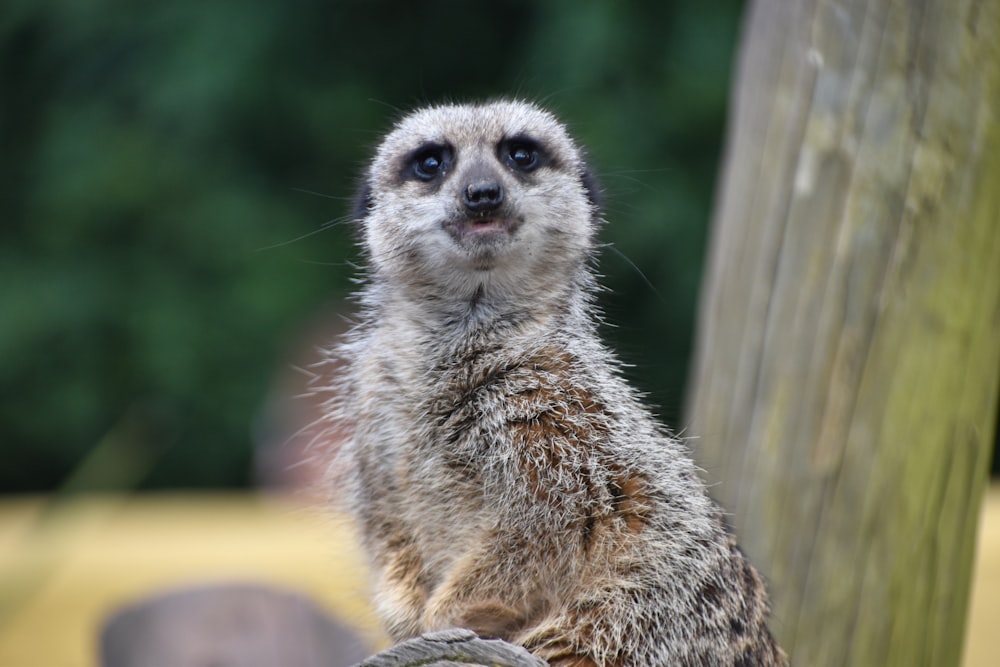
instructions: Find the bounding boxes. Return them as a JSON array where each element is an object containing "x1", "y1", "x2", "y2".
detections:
[
  {"x1": 492, "y1": 348, "x2": 657, "y2": 554},
  {"x1": 384, "y1": 543, "x2": 425, "y2": 588},
  {"x1": 504, "y1": 350, "x2": 607, "y2": 451},
  {"x1": 612, "y1": 474, "x2": 651, "y2": 533},
  {"x1": 383, "y1": 546, "x2": 428, "y2": 615}
]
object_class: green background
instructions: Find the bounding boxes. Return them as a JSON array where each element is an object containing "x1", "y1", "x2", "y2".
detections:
[{"x1": 3, "y1": 0, "x2": 994, "y2": 493}]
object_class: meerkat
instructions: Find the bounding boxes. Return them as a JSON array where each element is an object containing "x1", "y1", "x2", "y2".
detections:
[{"x1": 321, "y1": 100, "x2": 787, "y2": 666}]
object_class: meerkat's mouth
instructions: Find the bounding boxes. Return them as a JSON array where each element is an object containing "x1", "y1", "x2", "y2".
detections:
[{"x1": 445, "y1": 217, "x2": 521, "y2": 241}]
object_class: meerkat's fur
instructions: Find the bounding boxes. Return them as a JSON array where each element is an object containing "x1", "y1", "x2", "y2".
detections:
[{"x1": 322, "y1": 100, "x2": 786, "y2": 666}]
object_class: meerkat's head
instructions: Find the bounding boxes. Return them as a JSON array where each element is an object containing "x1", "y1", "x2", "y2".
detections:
[{"x1": 354, "y1": 100, "x2": 601, "y2": 306}]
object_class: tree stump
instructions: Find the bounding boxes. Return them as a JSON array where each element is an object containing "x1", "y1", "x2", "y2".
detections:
[
  {"x1": 353, "y1": 629, "x2": 545, "y2": 667},
  {"x1": 99, "y1": 583, "x2": 370, "y2": 667}
]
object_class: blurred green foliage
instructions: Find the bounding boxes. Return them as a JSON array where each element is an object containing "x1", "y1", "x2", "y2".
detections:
[{"x1": 1, "y1": 0, "x2": 746, "y2": 492}]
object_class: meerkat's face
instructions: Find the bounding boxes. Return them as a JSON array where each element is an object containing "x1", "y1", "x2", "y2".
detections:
[{"x1": 356, "y1": 100, "x2": 600, "y2": 291}]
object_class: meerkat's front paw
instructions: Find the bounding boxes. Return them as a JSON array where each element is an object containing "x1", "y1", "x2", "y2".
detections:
[{"x1": 423, "y1": 598, "x2": 527, "y2": 640}]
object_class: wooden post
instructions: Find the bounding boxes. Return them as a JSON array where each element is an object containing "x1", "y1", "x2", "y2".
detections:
[{"x1": 685, "y1": 0, "x2": 1000, "y2": 665}]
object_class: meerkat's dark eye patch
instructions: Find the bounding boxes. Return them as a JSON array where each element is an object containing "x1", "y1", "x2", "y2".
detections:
[
  {"x1": 406, "y1": 143, "x2": 453, "y2": 182},
  {"x1": 499, "y1": 136, "x2": 549, "y2": 173}
]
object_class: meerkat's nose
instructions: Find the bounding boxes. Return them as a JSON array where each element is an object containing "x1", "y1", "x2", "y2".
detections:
[{"x1": 462, "y1": 179, "x2": 504, "y2": 214}]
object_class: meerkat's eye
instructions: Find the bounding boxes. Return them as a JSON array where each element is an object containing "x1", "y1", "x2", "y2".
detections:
[
  {"x1": 501, "y1": 138, "x2": 544, "y2": 172},
  {"x1": 410, "y1": 145, "x2": 451, "y2": 181},
  {"x1": 416, "y1": 152, "x2": 441, "y2": 177}
]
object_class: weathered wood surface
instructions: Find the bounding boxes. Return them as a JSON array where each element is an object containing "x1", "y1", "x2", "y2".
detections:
[
  {"x1": 354, "y1": 629, "x2": 545, "y2": 667},
  {"x1": 99, "y1": 583, "x2": 370, "y2": 667},
  {"x1": 686, "y1": 0, "x2": 1000, "y2": 665}
]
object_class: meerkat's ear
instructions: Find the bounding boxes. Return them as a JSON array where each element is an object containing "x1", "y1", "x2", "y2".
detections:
[
  {"x1": 352, "y1": 178, "x2": 375, "y2": 223},
  {"x1": 579, "y1": 161, "x2": 605, "y2": 220}
]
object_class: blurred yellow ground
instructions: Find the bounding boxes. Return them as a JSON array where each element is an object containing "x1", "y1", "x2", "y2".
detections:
[
  {"x1": 0, "y1": 488, "x2": 997, "y2": 667},
  {"x1": 0, "y1": 493, "x2": 384, "y2": 667}
]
